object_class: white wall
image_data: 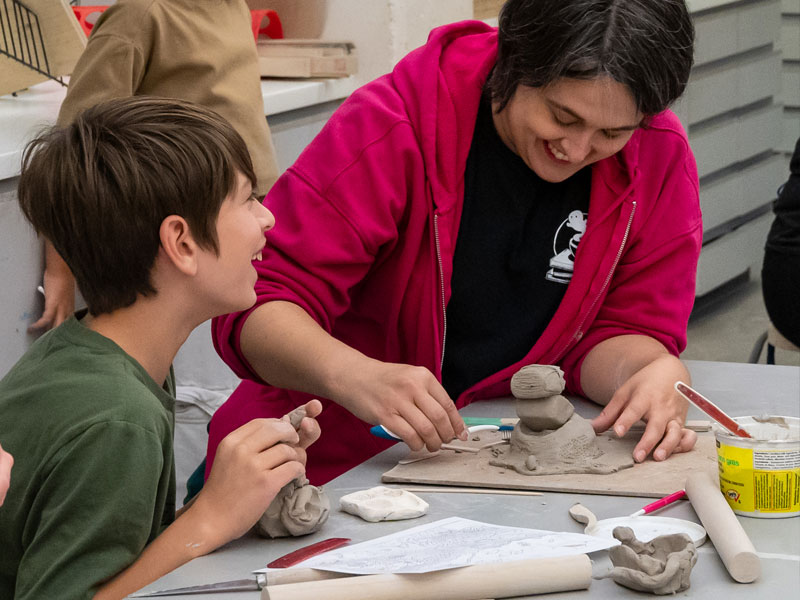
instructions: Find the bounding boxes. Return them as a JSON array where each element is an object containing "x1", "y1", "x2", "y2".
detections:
[{"x1": 0, "y1": 179, "x2": 44, "y2": 376}]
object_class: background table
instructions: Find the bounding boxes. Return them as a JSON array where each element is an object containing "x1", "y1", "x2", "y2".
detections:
[{"x1": 135, "y1": 360, "x2": 800, "y2": 598}]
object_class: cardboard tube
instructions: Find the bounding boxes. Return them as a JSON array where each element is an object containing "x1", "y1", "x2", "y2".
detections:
[
  {"x1": 685, "y1": 472, "x2": 761, "y2": 583},
  {"x1": 264, "y1": 568, "x2": 352, "y2": 586},
  {"x1": 262, "y1": 554, "x2": 591, "y2": 600}
]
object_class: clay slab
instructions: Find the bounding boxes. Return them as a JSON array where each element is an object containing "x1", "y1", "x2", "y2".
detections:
[{"x1": 382, "y1": 431, "x2": 718, "y2": 499}]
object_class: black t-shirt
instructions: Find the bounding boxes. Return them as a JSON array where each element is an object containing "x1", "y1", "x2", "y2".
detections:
[{"x1": 441, "y1": 94, "x2": 591, "y2": 400}]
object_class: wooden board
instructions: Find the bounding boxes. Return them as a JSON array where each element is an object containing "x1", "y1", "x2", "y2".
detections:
[
  {"x1": 0, "y1": 0, "x2": 86, "y2": 96},
  {"x1": 257, "y1": 40, "x2": 357, "y2": 78},
  {"x1": 382, "y1": 430, "x2": 718, "y2": 499}
]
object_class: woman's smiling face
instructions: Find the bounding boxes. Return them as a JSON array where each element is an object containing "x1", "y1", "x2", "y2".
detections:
[{"x1": 491, "y1": 77, "x2": 643, "y2": 183}]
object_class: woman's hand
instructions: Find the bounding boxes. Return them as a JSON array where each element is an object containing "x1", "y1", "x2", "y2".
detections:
[
  {"x1": 581, "y1": 335, "x2": 697, "y2": 463},
  {"x1": 590, "y1": 353, "x2": 697, "y2": 462},
  {"x1": 333, "y1": 359, "x2": 467, "y2": 452},
  {"x1": 240, "y1": 301, "x2": 467, "y2": 453}
]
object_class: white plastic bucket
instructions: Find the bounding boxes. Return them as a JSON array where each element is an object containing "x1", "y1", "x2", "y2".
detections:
[{"x1": 715, "y1": 416, "x2": 800, "y2": 518}]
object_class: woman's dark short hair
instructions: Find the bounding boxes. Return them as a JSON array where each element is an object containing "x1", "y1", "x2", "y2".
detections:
[
  {"x1": 17, "y1": 96, "x2": 257, "y2": 316},
  {"x1": 488, "y1": 0, "x2": 695, "y2": 116}
]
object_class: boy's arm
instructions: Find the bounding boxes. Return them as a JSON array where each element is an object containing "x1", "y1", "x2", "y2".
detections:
[{"x1": 94, "y1": 408, "x2": 321, "y2": 600}]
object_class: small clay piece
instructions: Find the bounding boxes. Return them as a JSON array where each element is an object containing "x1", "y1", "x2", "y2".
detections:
[
  {"x1": 340, "y1": 486, "x2": 429, "y2": 522},
  {"x1": 283, "y1": 405, "x2": 308, "y2": 430},
  {"x1": 515, "y1": 394, "x2": 574, "y2": 430},
  {"x1": 256, "y1": 405, "x2": 331, "y2": 538},
  {"x1": 255, "y1": 476, "x2": 330, "y2": 538},
  {"x1": 602, "y1": 526, "x2": 697, "y2": 595},
  {"x1": 568, "y1": 502, "x2": 597, "y2": 527},
  {"x1": 510, "y1": 364, "x2": 566, "y2": 398}
]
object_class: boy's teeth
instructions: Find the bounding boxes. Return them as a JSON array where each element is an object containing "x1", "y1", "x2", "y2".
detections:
[{"x1": 255, "y1": 252, "x2": 262, "y2": 261}]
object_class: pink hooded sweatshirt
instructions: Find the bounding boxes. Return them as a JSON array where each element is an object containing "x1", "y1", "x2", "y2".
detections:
[{"x1": 208, "y1": 21, "x2": 702, "y2": 484}]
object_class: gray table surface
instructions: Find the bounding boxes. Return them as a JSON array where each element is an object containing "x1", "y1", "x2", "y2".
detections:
[{"x1": 135, "y1": 360, "x2": 800, "y2": 599}]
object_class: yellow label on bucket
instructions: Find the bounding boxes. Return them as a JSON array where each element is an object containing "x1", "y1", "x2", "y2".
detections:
[{"x1": 718, "y1": 443, "x2": 800, "y2": 514}]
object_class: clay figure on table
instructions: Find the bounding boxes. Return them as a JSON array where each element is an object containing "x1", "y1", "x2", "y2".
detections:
[
  {"x1": 207, "y1": 0, "x2": 702, "y2": 485},
  {"x1": 603, "y1": 526, "x2": 698, "y2": 595},
  {"x1": 493, "y1": 364, "x2": 635, "y2": 475},
  {"x1": 30, "y1": 0, "x2": 279, "y2": 333}
]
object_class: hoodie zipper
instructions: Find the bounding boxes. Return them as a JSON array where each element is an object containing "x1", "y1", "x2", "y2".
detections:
[
  {"x1": 434, "y1": 214, "x2": 447, "y2": 372},
  {"x1": 545, "y1": 200, "x2": 637, "y2": 364}
]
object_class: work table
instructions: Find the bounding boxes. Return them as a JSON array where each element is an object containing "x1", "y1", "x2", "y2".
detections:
[{"x1": 135, "y1": 360, "x2": 800, "y2": 599}]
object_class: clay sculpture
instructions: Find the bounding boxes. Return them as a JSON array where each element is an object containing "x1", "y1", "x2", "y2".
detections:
[
  {"x1": 254, "y1": 405, "x2": 331, "y2": 538},
  {"x1": 603, "y1": 526, "x2": 697, "y2": 595},
  {"x1": 490, "y1": 364, "x2": 634, "y2": 475},
  {"x1": 255, "y1": 475, "x2": 330, "y2": 538}
]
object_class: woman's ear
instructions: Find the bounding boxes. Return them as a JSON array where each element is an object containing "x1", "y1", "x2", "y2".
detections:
[{"x1": 158, "y1": 215, "x2": 199, "y2": 276}]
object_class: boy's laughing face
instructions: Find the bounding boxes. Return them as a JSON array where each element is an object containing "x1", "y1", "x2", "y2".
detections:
[{"x1": 197, "y1": 171, "x2": 274, "y2": 313}]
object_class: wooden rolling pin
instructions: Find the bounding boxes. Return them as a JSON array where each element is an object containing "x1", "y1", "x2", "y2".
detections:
[
  {"x1": 685, "y1": 471, "x2": 761, "y2": 583},
  {"x1": 262, "y1": 554, "x2": 591, "y2": 600}
]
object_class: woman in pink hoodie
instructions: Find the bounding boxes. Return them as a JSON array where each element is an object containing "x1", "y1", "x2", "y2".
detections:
[{"x1": 209, "y1": 0, "x2": 702, "y2": 484}]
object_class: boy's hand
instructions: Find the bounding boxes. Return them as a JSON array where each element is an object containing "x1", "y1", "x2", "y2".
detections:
[
  {"x1": 189, "y1": 418, "x2": 306, "y2": 549},
  {"x1": 334, "y1": 359, "x2": 467, "y2": 452},
  {"x1": 281, "y1": 399, "x2": 323, "y2": 464}
]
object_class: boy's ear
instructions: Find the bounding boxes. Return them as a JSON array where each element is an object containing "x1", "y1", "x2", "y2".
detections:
[{"x1": 159, "y1": 215, "x2": 199, "y2": 276}]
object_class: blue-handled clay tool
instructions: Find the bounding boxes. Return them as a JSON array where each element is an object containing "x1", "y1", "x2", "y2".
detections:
[{"x1": 370, "y1": 423, "x2": 513, "y2": 441}]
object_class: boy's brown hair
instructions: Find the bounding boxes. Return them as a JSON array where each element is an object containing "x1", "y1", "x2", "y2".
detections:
[{"x1": 18, "y1": 96, "x2": 257, "y2": 315}]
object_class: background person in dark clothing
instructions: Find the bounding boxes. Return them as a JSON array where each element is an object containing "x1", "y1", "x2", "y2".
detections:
[{"x1": 762, "y1": 137, "x2": 800, "y2": 348}]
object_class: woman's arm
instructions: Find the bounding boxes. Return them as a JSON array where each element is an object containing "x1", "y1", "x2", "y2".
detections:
[{"x1": 240, "y1": 301, "x2": 467, "y2": 451}]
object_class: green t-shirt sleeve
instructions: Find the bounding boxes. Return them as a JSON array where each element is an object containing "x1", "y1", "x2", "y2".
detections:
[{"x1": 15, "y1": 421, "x2": 166, "y2": 600}]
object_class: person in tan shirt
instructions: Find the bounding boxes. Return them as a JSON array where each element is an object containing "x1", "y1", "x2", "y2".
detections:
[{"x1": 34, "y1": 0, "x2": 279, "y2": 331}]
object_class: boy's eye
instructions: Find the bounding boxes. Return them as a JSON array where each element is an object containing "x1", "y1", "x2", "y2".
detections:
[{"x1": 602, "y1": 130, "x2": 622, "y2": 140}]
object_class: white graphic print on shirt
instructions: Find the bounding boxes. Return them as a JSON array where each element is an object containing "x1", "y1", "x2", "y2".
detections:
[{"x1": 546, "y1": 210, "x2": 587, "y2": 284}]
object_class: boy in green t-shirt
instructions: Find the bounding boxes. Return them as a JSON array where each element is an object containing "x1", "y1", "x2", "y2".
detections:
[{"x1": 0, "y1": 96, "x2": 321, "y2": 600}]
